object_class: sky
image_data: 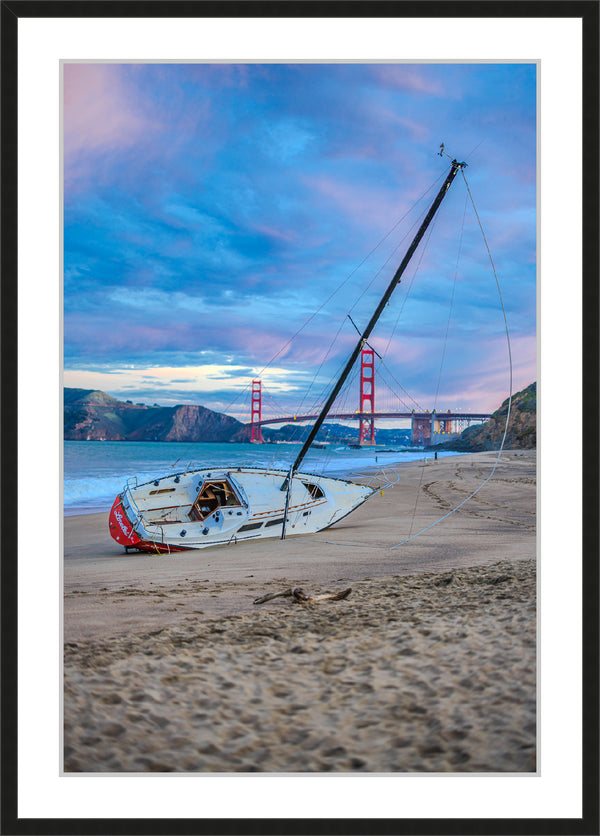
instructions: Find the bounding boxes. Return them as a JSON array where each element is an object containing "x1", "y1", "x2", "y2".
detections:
[{"x1": 63, "y1": 62, "x2": 536, "y2": 423}]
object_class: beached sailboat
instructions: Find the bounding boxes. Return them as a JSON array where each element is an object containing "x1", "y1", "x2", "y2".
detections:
[{"x1": 109, "y1": 156, "x2": 466, "y2": 553}]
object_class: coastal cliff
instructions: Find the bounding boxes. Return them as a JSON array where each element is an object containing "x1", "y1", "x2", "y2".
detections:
[
  {"x1": 436, "y1": 382, "x2": 536, "y2": 452},
  {"x1": 127, "y1": 404, "x2": 246, "y2": 442},
  {"x1": 64, "y1": 389, "x2": 247, "y2": 442}
]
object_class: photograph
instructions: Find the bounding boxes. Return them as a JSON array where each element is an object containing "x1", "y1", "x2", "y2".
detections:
[{"x1": 63, "y1": 60, "x2": 537, "y2": 774}]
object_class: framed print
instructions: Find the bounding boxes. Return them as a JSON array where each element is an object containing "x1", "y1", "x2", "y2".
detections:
[{"x1": 2, "y1": 2, "x2": 598, "y2": 834}]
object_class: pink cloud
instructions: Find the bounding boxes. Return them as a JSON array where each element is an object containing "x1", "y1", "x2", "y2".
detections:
[
  {"x1": 248, "y1": 223, "x2": 298, "y2": 244},
  {"x1": 303, "y1": 173, "x2": 420, "y2": 233},
  {"x1": 384, "y1": 113, "x2": 429, "y2": 143},
  {"x1": 369, "y1": 65, "x2": 445, "y2": 96},
  {"x1": 426, "y1": 334, "x2": 537, "y2": 413},
  {"x1": 64, "y1": 64, "x2": 155, "y2": 158}
]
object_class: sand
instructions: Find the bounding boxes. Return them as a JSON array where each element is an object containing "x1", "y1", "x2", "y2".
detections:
[{"x1": 64, "y1": 451, "x2": 536, "y2": 773}]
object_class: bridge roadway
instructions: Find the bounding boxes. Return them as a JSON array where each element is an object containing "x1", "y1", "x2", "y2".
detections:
[{"x1": 257, "y1": 411, "x2": 491, "y2": 425}]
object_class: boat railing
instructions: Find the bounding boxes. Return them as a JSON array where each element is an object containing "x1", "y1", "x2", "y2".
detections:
[
  {"x1": 149, "y1": 523, "x2": 167, "y2": 549},
  {"x1": 122, "y1": 486, "x2": 147, "y2": 534}
]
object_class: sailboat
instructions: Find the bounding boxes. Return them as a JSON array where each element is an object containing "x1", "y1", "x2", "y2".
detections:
[{"x1": 109, "y1": 156, "x2": 466, "y2": 553}]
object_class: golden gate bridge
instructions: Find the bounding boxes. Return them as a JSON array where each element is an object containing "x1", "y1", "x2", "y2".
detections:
[{"x1": 248, "y1": 349, "x2": 491, "y2": 447}]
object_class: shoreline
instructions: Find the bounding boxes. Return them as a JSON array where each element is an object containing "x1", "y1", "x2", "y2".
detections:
[
  {"x1": 64, "y1": 450, "x2": 536, "y2": 773},
  {"x1": 63, "y1": 446, "x2": 468, "y2": 517},
  {"x1": 62, "y1": 448, "x2": 526, "y2": 518}
]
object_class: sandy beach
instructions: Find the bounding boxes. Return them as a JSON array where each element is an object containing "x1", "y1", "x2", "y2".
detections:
[{"x1": 64, "y1": 451, "x2": 536, "y2": 773}]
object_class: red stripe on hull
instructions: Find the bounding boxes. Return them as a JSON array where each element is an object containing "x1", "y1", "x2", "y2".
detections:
[
  {"x1": 131, "y1": 541, "x2": 191, "y2": 554},
  {"x1": 109, "y1": 496, "x2": 192, "y2": 554}
]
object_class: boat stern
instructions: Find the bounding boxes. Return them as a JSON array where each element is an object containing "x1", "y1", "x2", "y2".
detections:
[{"x1": 108, "y1": 494, "x2": 143, "y2": 549}]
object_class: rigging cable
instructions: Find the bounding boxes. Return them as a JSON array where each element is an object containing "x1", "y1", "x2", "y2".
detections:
[
  {"x1": 346, "y1": 198, "x2": 434, "y2": 321},
  {"x1": 404, "y1": 191, "x2": 468, "y2": 542},
  {"x1": 389, "y1": 167, "x2": 513, "y2": 550},
  {"x1": 255, "y1": 170, "x2": 448, "y2": 385},
  {"x1": 283, "y1": 173, "x2": 447, "y2": 427},
  {"x1": 433, "y1": 191, "x2": 467, "y2": 410},
  {"x1": 371, "y1": 202, "x2": 442, "y2": 416}
]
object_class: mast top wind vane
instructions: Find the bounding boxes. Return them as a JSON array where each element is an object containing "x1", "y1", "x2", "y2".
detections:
[{"x1": 439, "y1": 142, "x2": 467, "y2": 167}]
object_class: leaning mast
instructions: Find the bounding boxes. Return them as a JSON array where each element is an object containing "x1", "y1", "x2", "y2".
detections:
[{"x1": 286, "y1": 157, "x2": 466, "y2": 484}]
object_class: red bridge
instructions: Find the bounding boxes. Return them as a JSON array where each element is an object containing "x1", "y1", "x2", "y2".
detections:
[{"x1": 249, "y1": 350, "x2": 492, "y2": 447}]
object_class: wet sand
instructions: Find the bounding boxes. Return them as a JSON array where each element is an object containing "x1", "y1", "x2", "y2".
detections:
[{"x1": 64, "y1": 451, "x2": 536, "y2": 773}]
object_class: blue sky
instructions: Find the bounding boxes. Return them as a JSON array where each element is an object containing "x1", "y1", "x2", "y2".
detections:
[{"x1": 63, "y1": 62, "x2": 536, "y2": 422}]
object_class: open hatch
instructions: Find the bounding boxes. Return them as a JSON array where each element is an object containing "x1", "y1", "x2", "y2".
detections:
[
  {"x1": 188, "y1": 478, "x2": 244, "y2": 522},
  {"x1": 302, "y1": 480, "x2": 325, "y2": 500}
]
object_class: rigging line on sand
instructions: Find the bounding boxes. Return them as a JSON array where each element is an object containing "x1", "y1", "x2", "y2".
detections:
[
  {"x1": 405, "y1": 193, "x2": 467, "y2": 541},
  {"x1": 390, "y1": 169, "x2": 513, "y2": 551},
  {"x1": 314, "y1": 470, "x2": 404, "y2": 548}
]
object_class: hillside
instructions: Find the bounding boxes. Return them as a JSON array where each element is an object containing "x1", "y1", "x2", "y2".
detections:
[
  {"x1": 261, "y1": 423, "x2": 412, "y2": 446},
  {"x1": 64, "y1": 389, "x2": 247, "y2": 442},
  {"x1": 65, "y1": 384, "x2": 534, "y2": 448},
  {"x1": 435, "y1": 382, "x2": 536, "y2": 452}
]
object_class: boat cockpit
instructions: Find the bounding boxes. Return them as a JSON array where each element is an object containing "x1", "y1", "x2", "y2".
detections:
[{"x1": 188, "y1": 478, "x2": 244, "y2": 522}]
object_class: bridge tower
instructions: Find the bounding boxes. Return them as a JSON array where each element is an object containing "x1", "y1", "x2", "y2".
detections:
[
  {"x1": 411, "y1": 410, "x2": 433, "y2": 446},
  {"x1": 358, "y1": 348, "x2": 376, "y2": 445},
  {"x1": 250, "y1": 379, "x2": 262, "y2": 443}
]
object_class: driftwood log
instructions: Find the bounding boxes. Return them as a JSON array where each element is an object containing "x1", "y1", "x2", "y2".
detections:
[{"x1": 253, "y1": 587, "x2": 352, "y2": 605}]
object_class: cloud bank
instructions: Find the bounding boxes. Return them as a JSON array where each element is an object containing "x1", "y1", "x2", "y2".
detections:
[{"x1": 64, "y1": 62, "x2": 536, "y2": 416}]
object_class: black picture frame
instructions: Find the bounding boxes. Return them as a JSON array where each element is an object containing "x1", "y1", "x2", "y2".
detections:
[{"x1": 2, "y1": 2, "x2": 598, "y2": 835}]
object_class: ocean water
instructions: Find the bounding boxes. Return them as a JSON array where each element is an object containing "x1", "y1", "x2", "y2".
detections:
[{"x1": 64, "y1": 440, "x2": 461, "y2": 515}]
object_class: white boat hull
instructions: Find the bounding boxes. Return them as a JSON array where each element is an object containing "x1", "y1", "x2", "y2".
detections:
[{"x1": 109, "y1": 466, "x2": 373, "y2": 553}]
